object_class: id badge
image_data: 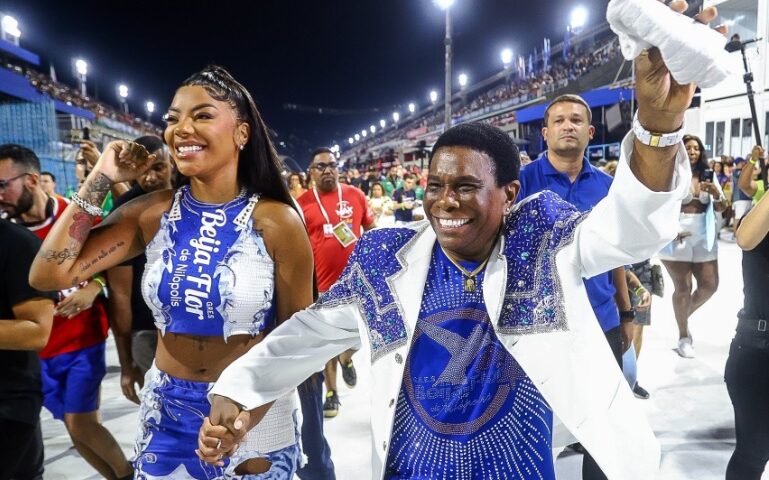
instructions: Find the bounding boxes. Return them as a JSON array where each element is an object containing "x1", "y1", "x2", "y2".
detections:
[
  {"x1": 332, "y1": 221, "x2": 358, "y2": 247},
  {"x1": 323, "y1": 223, "x2": 335, "y2": 238}
]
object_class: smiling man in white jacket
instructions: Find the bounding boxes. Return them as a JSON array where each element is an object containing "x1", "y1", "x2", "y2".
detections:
[{"x1": 197, "y1": 2, "x2": 728, "y2": 478}]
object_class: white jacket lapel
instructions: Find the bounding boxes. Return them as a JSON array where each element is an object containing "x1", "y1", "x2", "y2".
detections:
[{"x1": 388, "y1": 224, "x2": 435, "y2": 335}]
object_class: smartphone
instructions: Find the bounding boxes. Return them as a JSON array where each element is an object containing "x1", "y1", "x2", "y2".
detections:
[
  {"x1": 82, "y1": 127, "x2": 90, "y2": 141},
  {"x1": 700, "y1": 168, "x2": 714, "y2": 183}
]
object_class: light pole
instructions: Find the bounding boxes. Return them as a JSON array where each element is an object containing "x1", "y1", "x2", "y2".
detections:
[
  {"x1": 117, "y1": 84, "x2": 129, "y2": 113},
  {"x1": 145, "y1": 101, "x2": 155, "y2": 121},
  {"x1": 408, "y1": 103, "x2": 416, "y2": 115},
  {"x1": 392, "y1": 111, "x2": 400, "y2": 124},
  {"x1": 370, "y1": 125, "x2": 376, "y2": 134},
  {"x1": 75, "y1": 59, "x2": 88, "y2": 97},
  {"x1": 379, "y1": 119, "x2": 386, "y2": 129},
  {"x1": 430, "y1": 90, "x2": 438, "y2": 105},
  {"x1": 435, "y1": 0, "x2": 455, "y2": 131}
]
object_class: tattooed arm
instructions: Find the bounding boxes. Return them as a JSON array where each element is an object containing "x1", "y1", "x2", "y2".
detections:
[{"x1": 30, "y1": 141, "x2": 163, "y2": 290}]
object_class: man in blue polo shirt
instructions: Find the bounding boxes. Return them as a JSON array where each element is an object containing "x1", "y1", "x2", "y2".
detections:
[{"x1": 518, "y1": 94, "x2": 635, "y2": 480}]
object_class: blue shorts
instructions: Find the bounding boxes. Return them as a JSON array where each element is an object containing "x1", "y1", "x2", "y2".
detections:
[
  {"x1": 134, "y1": 365, "x2": 301, "y2": 479},
  {"x1": 40, "y1": 342, "x2": 106, "y2": 420}
]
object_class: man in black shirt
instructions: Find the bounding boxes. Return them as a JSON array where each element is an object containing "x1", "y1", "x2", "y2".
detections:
[
  {"x1": 0, "y1": 220, "x2": 56, "y2": 480},
  {"x1": 392, "y1": 173, "x2": 418, "y2": 225},
  {"x1": 105, "y1": 136, "x2": 173, "y2": 404}
]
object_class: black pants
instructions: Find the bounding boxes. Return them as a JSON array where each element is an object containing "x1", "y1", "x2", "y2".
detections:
[
  {"x1": 725, "y1": 331, "x2": 769, "y2": 480},
  {"x1": 0, "y1": 419, "x2": 44, "y2": 480},
  {"x1": 296, "y1": 372, "x2": 336, "y2": 480},
  {"x1": 582, "y1": 325, "x2": 624, "y2": 480}
]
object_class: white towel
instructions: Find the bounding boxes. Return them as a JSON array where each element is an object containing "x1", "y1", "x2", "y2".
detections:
[{"x1": 606, "y1": 0, "x2": 740, "y2": 88}]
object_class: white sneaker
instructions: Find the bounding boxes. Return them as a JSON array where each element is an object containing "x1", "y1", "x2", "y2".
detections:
[{"x1": 676, "y1": 337, "x2": 695, "y2": 358}]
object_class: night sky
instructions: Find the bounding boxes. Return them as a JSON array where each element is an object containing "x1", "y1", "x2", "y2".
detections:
[{"x1": 4, "y1": 0, "x2": 607, "y2": 165}]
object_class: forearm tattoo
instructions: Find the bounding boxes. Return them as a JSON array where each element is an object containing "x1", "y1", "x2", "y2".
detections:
[
  {"x1": 82, "y1": 173, "x2": 113, "y2": 207},
  {"x1": 69, "y1": 212, "x2": 94, "y2": 244},
  {"x1": 38, "y1": 248, "x2": 80, "y2": 265}
]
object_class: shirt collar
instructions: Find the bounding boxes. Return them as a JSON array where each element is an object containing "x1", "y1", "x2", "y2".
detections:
[{"x1": 540, "y1": 152, "x2": 596, "y2": 180}]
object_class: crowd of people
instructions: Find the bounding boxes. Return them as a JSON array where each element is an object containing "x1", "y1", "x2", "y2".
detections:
[
  {"x1": 1, "y1": 4, "x2": 768, "y2": 480},
  {"x1": 344, "y1": 35, "x2": 621, "y2": 160},
  {"x1": 2, "y1": 59, "x2": 158, "y2": 137}
]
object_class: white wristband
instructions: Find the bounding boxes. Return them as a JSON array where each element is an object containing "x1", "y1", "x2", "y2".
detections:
[{"x1": 632, "y1": 111, "x2": 686, "y2": 148}]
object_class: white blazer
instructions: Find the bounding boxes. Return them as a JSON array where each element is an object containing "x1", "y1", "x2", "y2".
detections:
[{"x1": 212, "y1": 131, "x2": 690, "y2": 479}]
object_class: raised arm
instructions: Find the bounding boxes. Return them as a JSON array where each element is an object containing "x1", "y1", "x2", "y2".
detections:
[
  {"x1": 736, "y1": 187, "x2": 769, "y2": 251},
  {"x1": 29, "y1": 142, "x2": 160, "y2": 290}
]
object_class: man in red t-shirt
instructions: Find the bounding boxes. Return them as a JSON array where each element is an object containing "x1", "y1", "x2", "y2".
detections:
[
  {"x1": 298, "y1": 148, "x2": 375, "y2": 420},
  {"x1": 0, "y1": 144, "x2": 132, "y2": 480}
]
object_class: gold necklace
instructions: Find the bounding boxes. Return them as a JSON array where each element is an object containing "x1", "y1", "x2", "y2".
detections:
[{"x1": 440, "y1": 247, "x2": 490, "y2": 293}]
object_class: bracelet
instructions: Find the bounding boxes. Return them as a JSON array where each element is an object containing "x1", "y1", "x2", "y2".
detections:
[
  {"x1": 634, "y1": 286, "x2": 646, "y2": 297},
  {"x1": 750, "y1": 158, "x2": 758, "y2": 166},
  {"x1": 71, "y1": 194, "x2": 103, "y2": 217},
  {"x1": 92, "y1": 276, "x2": 107, "y2": 289}
]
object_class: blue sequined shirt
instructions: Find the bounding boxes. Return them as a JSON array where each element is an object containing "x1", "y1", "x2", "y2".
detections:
[{"x1": 385, "y1": 245, "x2": 555, "y2": 480}]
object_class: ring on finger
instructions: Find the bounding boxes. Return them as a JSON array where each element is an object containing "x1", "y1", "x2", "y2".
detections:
[{"x1": 216, "y1": 439, "x2": 222, "y2": 450}]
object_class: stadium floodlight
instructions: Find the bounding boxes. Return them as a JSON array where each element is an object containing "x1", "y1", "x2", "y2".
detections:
[
  {"x1": 408, "y1": 103, "x2": 416, "y2": 114},
  {"x1": 570, "y1": 6, "x2": 588, "y2": 32},
  {"x1": 145, "y1": 101, "x2": 155, "y2": 121},
  {"x1": 348, "y1": 137, "x2": 354, "y2": 145},
  {"x1": 392, "y1": 111, "x2": 400, "y2": 123},
  {"x1": 433, "y1": 0, "x2": 455, "y2": 10},
  {"x1": 370, "y1": 125, "x2": 376, "y2": 134},
  {"x1": 74, "y1": 59, "x2": 88, "y2": 96},
  {"x1": 332, "y1": 144, "x2": 340, "y2": 153},
  {"x1": 75, "y1": 59, "x2": 88, "y2": 76},
  {"x1": 430, "y1": 90, "x2": 439, "y2": 104},
  {"x1": 1, "y1": 15, "x2": 21, "y2": 39},
  {"x1": 361, "y1": 130, "x2": 367, "y2": 138},
  {"x1": 379, "y1": 119, "x2": 386, "y2": 128},
  {"x1": 354, "y1": 134, "x2": 360, "y2": 141},
  {"x1": 458, "y1": 73, "x2": 468, "y2": 88},
  {"x1": 117, "y1": 84, "x2": 129, "y2": 113},
  {"x1": 501, "y1": 48, "x2": 513, "y2": 67}
]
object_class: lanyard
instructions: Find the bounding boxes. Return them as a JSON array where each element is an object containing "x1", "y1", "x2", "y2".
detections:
[{"x1": 312, "y1": 184, "x2": 342, "y2": 224}]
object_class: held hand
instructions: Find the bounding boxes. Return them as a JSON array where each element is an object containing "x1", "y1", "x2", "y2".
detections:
[
  {"x1": 92, "y1": 141, "x2": 156, "y2": 184},
  {"x1": 635, "y1": 1, "x2": 726, "y2": 133},
  {"x1": 54, "y1": 282, "x2": 100, "y2": 318},
  {"x1": 197, "y1": 395, "x2": 251, "y2": 465}
]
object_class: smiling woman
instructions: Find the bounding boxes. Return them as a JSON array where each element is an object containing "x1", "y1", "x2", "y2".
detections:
[{"x1": 29, "y1": 66, "x2": 315, "y2": 479}]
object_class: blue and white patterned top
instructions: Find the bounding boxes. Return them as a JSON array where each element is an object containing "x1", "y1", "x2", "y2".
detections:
[
  {"x1": 141, "y1": 186, "x2": 276, "y2": 339},
  {"x1": 384, "y1": 245, "x2": 554, "y2": 479}
]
